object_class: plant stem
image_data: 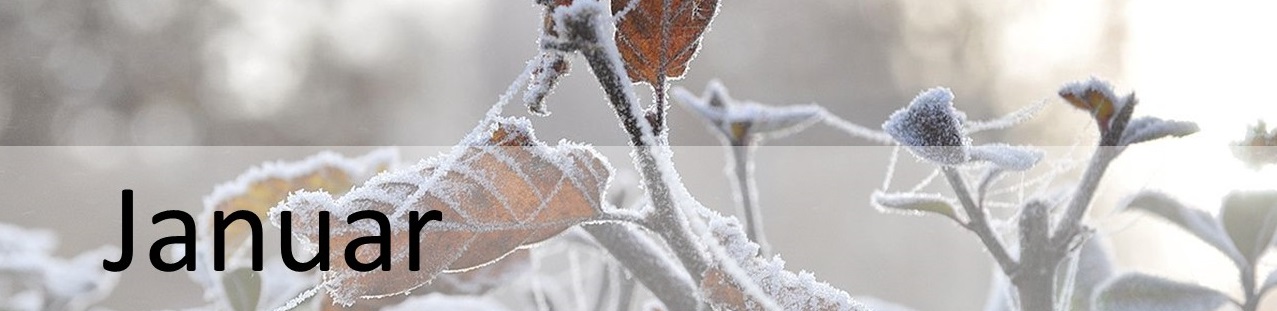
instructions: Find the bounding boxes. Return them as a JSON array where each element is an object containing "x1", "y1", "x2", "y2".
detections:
[
  {"x1": 1243, "y1": 263, "x2": 1259, "y2": 311},
  {"x1": 729, "y1": 142, "x2": 770, "y2": 256},
  {"x1": 565, "y1": 9, "x2": 711, "y2": 280},
  {"x1": 943, "y1": 166, "x2": 1018, "y2": 275},
  {"x1": 582, "y1": 222, "x2": 699, "y2": 311}
]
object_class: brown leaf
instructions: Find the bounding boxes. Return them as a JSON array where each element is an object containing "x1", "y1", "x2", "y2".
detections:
[
  {"x1": 699, "y1": 215, "x2": 868, "y2": 311},
  {"x1": 277, "y1": 118, "x2": 612, "y2": 306},
  {"x1": 611, "y1": 0, "x2": 721, "y2": 85},
  {"x1": 315, "y1": 250, "x2": 532, "y2": 311},
  {"x1": 202, "y1": 149, "x2": 397, "y2": 262}
]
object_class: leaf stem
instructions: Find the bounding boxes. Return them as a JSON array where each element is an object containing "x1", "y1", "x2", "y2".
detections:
[
  {"x1": 729, "y1": 142, "x2": 771, "y2": 256},
  {"x1": 562, "y1": 5, "x2": 712, "y2": 280},
  {"x1": 943, "y1": 166, "x2": 1018, "y2": 275}
]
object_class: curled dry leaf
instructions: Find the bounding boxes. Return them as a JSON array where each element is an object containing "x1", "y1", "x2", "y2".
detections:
[
  {"x1": 611, "y1": 0, "x2": 721, "y2": 85},
  {"x1": 273, "y1": 118, "x2": 612, "y2": 306},
  {"x1": 194, "y1": 149, "x2": 397, "y2": 306},
  {"x1": 201, "y1": 149, "x2": 398, "y2": 259}
]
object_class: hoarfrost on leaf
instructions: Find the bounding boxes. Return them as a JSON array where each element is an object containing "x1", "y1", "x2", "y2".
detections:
[
  {"x1": 1119, "y1": 116, "x2": 1199, "y2": 146},
  {"x1": 883, "y1": 87, "x2": 973, "y2": 166},
  {"x1": 870, "y1": 191, "x2": 962, "y2": 222},
  {"x1": 700, "y1": 213, "x2": 870, "y2": 311},
  {"x1": 968, "y1": 144, "x2": 1044, "y2": 171},
  {"x1": 0, "y1": 223, "x2": 119, "y2": 311},
  {"x1": 1058, "y1": 77, "x2": 1130, "y2": 134},
  {"x1": 270, "y1": 117, "x2": 613, "y2": 306},
  {"x1": 672, "y1": 80, "x2": 825, "y2": 143}
]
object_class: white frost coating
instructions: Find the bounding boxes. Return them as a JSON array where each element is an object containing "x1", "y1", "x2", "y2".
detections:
[
  {"x1": 382, "y1": 294, "x2": 512, "y2": 311},
  {"x1": 272, "y1": 116, "x2": 613, "y2": 305},
  {"x1": 202, "y1": 148, "x2": 400, "y2": 211},
  {"x1": 704, "y1": 211, "x2": 869, "y2": 311},
  {"x1": 1058, "y1": 77, "x2": 1120, "y2": 106},
  {"x1": 870, "y1": 191, "x2": 960, "y2": 220},
  {"x1": 1119, "y1": 117, "x2": 1199, "y2": 146},
  {"x1": 553, "y1": 0, "x2": 657, "y2": 147},
  {"x1": 194, "y1": 148, "x2": 398, "y2": 306},
  {"x1": 672, "y1": 81, "x2": 826, "y2": 142},
  {"x1": 0, "y1": 223, "x2": 119, "y2": 311},
  {"x1": 965, "y1": 99, "x2": 1048, "y2": 133},
  {"x1": 968, "y1": 144, "x2": 1044, "y2": 171},
  {"x1": 883, "y1": 87, "x2": 973, "y2": 166}
]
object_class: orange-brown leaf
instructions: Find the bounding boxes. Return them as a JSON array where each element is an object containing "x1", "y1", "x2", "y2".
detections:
[
  {"x1": 611, "y1": 0, "x2": 720, "y2": 85},
  {"x1": 202, "y1": 149, "x2": 397, "y2": 261},
  {"x1": 277, "y1": 118, "x2": 612, "y2": 306}
]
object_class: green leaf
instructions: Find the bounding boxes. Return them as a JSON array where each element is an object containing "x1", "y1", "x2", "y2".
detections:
[
  {"x1": 871, "y1": 191, "x2": 962, "y2": 222},
  {"x1": 1094, "y1": 273, "x2": 1231, "y2": 311},
  {"x1": 1220, "y1": 190, "x2": 1277, "y2": 264},
  {"x1": 223, "y1": 267, "x2": 261, "y2": 311},
  {"x1": 1122, "y1": 191, "x2": 1246, "y2": 267}
]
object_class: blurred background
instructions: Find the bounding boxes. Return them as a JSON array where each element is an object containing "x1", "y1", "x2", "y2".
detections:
[{"x1": 2, "y1": 0, "x2": 1276, "y2": 310}]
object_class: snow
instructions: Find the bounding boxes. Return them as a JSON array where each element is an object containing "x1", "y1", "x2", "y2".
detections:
[{"x1": 883, "y1": 87, "x2": 973, "y2": 166}]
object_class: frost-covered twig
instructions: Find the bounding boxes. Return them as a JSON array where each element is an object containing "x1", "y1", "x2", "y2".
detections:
[
  {"x1": 581, "y1": 222, "x2": 699, "y2": 310},
  {"x1": 943, "y1": 166, "x2": 1018, "y2": 274},
  {"x1": 551, "y1": 0, "x2": 711, "y2": 282}
]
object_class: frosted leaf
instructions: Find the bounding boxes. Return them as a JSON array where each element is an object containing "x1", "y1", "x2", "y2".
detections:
[
  {"x1": 608, "y1": 0, "x2": 721, "y2": 85},
  {"x1": 1058, "y1": 77, "x2": 1131, "y2": 134},
  {"x1": 968, "y1": 144, "x2": 1044, "y2": 171},
  {"x1": 0, "y1": 224, "x2": 119, "y2": 311},
  {"x1": 673, "y1": 80, "x2": 824, "y2": 143},
  {"x1": 1093, "y1": 273, "x2": 1230, "y2": 311},
  {"x1": 883, "y1": 87, "x2": 972, "y2": 166},
  {"x1": 381, "y1": 294, "x2": 512, "y2": 311},
  {"x1": 870, "y1": 191, "x2": 962, "y2": 222},
  {"x1": 200, "y1": 148, "x2": 398, "y2": 258},
  {"x1": 1119, "y1": 117, "x2": 1199, "y2": 146},
  {"x1": 1122, "y1": 191, "x2": 1246, "y2": 267},
  {"x1": 421, "y1": 249, "x2": 533, "y2": 295},
  {"x1": 0, "y1": 223, "x2": 56, "y2": 273},
  {"x1": 193, "y1": 148, "x2": 397, "y2": 306},
  {"x1": 1232, "y1": 120, "x2": 1277, "y2": 168},
  {"x1": 272, "y1": 117, "x2": 613, "y2": 306},
  {"x1": 1219, "y1": 190, "x2": 1277, "y2": 264},
  {"x1": 701, "y1": 214, "x2": 869, "y2": 311}
]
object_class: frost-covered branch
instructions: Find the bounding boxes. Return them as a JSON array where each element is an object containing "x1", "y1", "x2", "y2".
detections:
[{"x1": 550, "y1": 0, "x2": 711, "y2": 282}]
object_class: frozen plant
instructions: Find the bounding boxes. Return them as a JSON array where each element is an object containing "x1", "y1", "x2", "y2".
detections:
[
  {"x1": 0, "y1": 223, "x2": 119, "y2": 311},
  {"x1": 872, "y1": 77, "x2": 1198, "y2": 311}
]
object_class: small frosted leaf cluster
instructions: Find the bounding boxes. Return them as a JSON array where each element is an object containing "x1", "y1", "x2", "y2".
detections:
[
  {"x1": 883, "y1": 88, "x2": 972, "y2": 166},
  {"x1": 674, "y1": 80, "x2": 824, "y2": 144},
  {"x1": 0, "y1": 223, "x2": 119, "y2": 311},
  {"x1": 1100, "y1": 190, "x2": 1277, "y2": 310},
  {"x1": 1233, "y1": 120, "x2": 1277, "y2": 168},
  {"x1": 1058, "y1": 77, "x2": 1130, "y2": 135}
]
